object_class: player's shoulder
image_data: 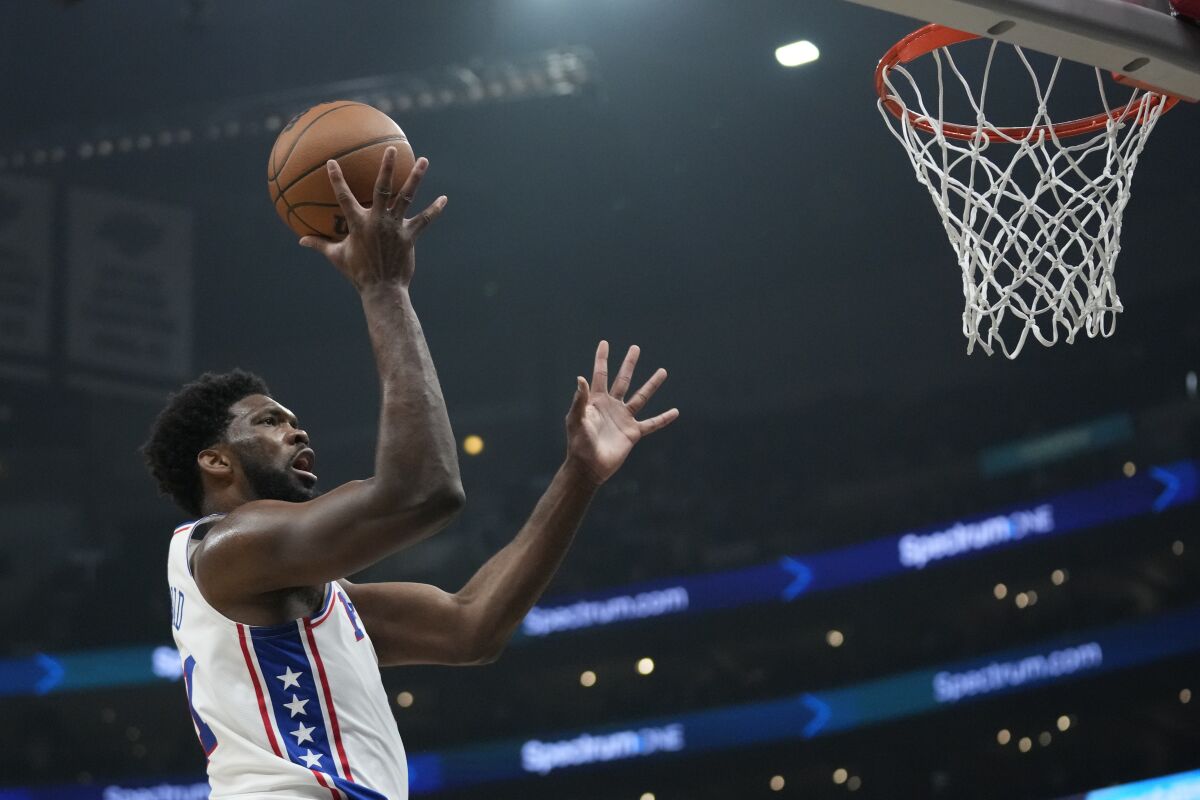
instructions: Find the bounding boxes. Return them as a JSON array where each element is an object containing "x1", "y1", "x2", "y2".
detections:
[
  {"x1": 190, "y1": 498, "x2": 315, "y2": 582},
  {"x1": 201, "y1": 499, "x2": 293, "y2": 542},
  {"x1": 191, "y1": 506, "x2": 263, "y2": 565},
  {"x1": 207, "y1": 480, "x2": 371, "y2": 544}
]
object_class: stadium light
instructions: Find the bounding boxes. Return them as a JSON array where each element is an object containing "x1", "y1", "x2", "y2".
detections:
[{"x1": 775, "y1": 40, "x2": 820, "y2": 67}]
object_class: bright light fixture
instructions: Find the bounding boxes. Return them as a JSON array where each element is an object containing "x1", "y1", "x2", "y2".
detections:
[{"x1": 776, "y1": 40, "x2": 820, "y2": 67}]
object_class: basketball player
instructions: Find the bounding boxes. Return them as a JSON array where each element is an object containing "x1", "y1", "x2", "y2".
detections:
[{"x1": 141, "y1": 148, "x2": 679, "y2": 799}]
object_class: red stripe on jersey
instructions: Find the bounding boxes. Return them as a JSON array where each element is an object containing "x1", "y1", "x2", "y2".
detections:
[
  {"x1": 303, "y1": 617, "x2": 354, "y2": 782},
  {"x1": 311, "y1": 584, "x2": 338, "y2": 627},
  {"x1": 312, "y1": 768, "x2": 340, "y2": 799},
  {"x1": 236, "y1": 623, "x2": 284, "y2": 758}
]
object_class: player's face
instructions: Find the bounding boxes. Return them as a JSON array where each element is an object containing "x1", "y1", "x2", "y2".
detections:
[{"x1": 225, "y1": 394, "x2": 320, "y2": 504}]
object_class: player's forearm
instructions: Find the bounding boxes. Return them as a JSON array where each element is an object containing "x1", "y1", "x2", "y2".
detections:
[
  {"x1": 359, "y1": 283, "x2": 463, "y2": 509},
  {"x1": 458, "y1": 459, "x2": 599, "y2": 658}
]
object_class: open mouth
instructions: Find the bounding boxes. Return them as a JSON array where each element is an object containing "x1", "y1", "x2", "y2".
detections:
[{"x1": 291, "y1": 449, "x2": 318, "y2": 484}]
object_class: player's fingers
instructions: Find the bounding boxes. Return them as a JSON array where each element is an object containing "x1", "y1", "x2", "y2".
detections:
[
  {"x1": 326, "y1": 160, "x2": 364, "y2": 224},
  {"x1": 298, "y1": 235, "x2": 334, "y2": 257},
  {"x1": 626, "y1": 367, "x2": 667, "y2": 414},
  {"x1": 637, "y1": 407, "x2": 680, "y2": 437},
  {"x1": 610, "y1": 345, "x2": 641, "y2": 401},
  {"x1": 407, "y1": 196, "x2": 448, "y2": 235},
  {"x1": 568, "y1": 376, "x2": 589, "y2": 421},
  {"x1": 388, "y1": 156, "x2": 428, "y2": 215},
  {"x1": 371, "y1": 147, "x2": 398, "y2": 216},
  {"x1": 591, "y1": 340, "x2": 610, "y2": 394}
]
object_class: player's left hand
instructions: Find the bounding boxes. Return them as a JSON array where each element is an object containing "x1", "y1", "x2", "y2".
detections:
[{"x1": 564, "y1": 341, "x2": 679, "y2": 486}]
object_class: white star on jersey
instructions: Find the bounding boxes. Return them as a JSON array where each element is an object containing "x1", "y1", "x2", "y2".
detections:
[
  {"x1": 290, "y1": 723, "x2": 316, "y2": 745},
  {"x1": 276, "y1": 666, "x2": 302, "y2": 690},
  {"x1": 299, "y1": 749, "x2": 323, "y2": 768},
  {"x1": 283, "y1": 694, "x2": 309, "y2": 717}
]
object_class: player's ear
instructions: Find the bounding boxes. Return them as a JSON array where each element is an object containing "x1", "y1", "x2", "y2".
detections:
[{"x1": 197, "y1": 447, "x2": 234, "y2": 480}]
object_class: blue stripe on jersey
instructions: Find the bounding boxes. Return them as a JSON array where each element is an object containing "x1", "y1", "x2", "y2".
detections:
[
  {"x1": 331, "y1": 774, "x2": 388, "y2": 800},
  {"x1": 314, "y1": 584, "x2": 335, "y2": 620},
  {"x1": 182, "y1": 655, "x2": 218, "y2": 756},
  {"x1": 249, "y1": 624, "x2": 340, "y2": 778}
]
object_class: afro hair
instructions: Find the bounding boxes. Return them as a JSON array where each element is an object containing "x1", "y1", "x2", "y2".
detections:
[{"x1": 141, "y1": 369, "x2": 272, "y2": 517}]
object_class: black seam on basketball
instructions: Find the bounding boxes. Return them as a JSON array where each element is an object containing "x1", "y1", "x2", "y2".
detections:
[
  {"x1": 274, "y1": 185, "x2": 323, "y2": 236},
  {"x1": 268, "y1": 101, "x2": 360, "y2": 181},
  {"x1": 287, "y1": 204, "x2": 325, "y2": 236},
  {"x1": 274, "y1": 175, "x2": 321, "y2": 236},
  {"x1": 267, "y1": 102, "x2": 362, "y2": 182},
  {"x1": 287, "y1": 201, "x2": 342, "y2": 209},
  {"x1": 274, "y1": 135, "x2": 409, "y2": 197}
]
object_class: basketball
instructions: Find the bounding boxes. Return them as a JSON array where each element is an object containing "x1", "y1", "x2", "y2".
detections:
[{"x1": 267, "y1": 101, "x2": 416, "y2": 240}]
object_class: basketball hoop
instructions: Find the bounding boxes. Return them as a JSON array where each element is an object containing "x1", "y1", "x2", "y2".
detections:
[{"x1": 876, "y1": 24, "x2": 1180, "y2": 358}]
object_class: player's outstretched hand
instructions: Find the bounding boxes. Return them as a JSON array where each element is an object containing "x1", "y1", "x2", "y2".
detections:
[
  {"x1": 298, "y1": 146, "x2": 446, "y2": 292},
  {"x1": 565, "y1": 341, "x2": 680, "y2": 486}
]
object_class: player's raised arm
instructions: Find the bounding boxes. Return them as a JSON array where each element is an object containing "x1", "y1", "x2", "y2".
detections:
[
  {"x1": 342, "y1": 342, "x2": 679, "y2": 666},
  {"x1": 195, "y1": 148, "x2": 463, "y2": 602}
]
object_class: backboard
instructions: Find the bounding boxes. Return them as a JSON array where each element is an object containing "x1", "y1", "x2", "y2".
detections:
[{"x1": 846, "y1": 0, "x2": 1200, "y2": 100}]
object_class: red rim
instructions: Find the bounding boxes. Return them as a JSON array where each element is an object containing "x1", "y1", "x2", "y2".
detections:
[{"x1": 875, "y1": 24, "x2": 1180, "y2": 142}]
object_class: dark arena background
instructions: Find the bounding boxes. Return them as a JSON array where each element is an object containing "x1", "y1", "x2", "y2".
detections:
[{"x1": 3, "y1": 1, "x2": 1200, "y2": 799}]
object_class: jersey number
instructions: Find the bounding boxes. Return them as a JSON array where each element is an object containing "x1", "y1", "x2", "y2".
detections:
[
  {"x1": 170, "y1": 585, "x2": 185, "y2": 630},
  {"x1": 183, "y1": 655, "x2": 219, "y2": 756},
  {"x1": 338, "y1": 591, "x2": 365, "y2": 641}
]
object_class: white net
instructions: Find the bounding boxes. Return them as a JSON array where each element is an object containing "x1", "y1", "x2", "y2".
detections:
[{"x1": 878, "y1": 38, "x2": 1172, "y2": 358}]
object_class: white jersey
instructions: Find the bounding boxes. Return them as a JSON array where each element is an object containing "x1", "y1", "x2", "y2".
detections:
[{"x1": 168, "y1": 515, "x2": 408, "y2": 799}]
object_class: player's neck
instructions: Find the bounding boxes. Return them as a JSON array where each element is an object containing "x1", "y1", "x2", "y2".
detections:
[{"x1": 200, "y1": 490, "x2": 248, "y2": 516}]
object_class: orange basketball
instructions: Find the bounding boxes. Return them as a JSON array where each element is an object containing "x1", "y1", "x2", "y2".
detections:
[{"x1": 267, "y1": 101, "x2": 416, "y2": 240}]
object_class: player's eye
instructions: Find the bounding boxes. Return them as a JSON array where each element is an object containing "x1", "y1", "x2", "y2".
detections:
[{"x1": 261, "y1": 416, "x2": 276, "y2": 425}]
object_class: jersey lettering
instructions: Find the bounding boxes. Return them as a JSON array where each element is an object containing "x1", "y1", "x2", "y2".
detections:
[{"x1": 170, "y1": 585, "x2": 185, "y2": 630}]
